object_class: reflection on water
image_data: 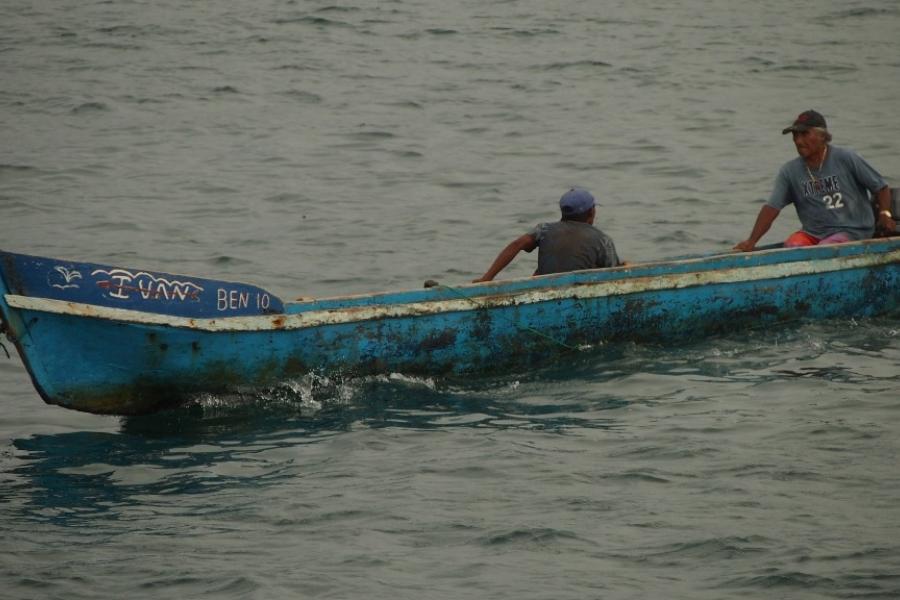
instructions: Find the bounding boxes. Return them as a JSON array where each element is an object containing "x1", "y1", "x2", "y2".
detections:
[
  {"x1": 3, "y1": 318, "x2": 899, "y2": 600},
  {"x1": 9, "y1": 317, "x2": 895, "y2": 519},
  {"x1": 7, "y1": 318, "x2": 899, "y2": 514},
  {"x1": 6, "y1": 347, "x2": 652, "y2": 525}
]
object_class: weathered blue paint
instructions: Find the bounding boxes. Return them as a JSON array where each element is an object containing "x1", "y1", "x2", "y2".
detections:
[
  {"x1": 1, "y1": 252, "x2": 283, "y2": 318},
  {"x1": 1, "y1": 239, "x2": 899, "y2": 415}
]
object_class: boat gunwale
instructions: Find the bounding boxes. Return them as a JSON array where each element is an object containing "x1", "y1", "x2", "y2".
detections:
[
  {"x1": 2, "y1": 238, "x2": 898, "y2": 314},
  {"x1": 5, "y1": 242, "x2": 899, "y2": 333}
]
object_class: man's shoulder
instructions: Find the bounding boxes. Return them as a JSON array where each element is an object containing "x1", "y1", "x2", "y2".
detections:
[
  {"x1": 577, "y1": 223, "x2": 616, "y2": 244},
  {"x1": 568, "y1": 221, "x2": 611, "y2": 237},
  {"x1": 828, "y1": 144, "x2": 859, "y2": 161},
  {"x1": 538, "y1": 220, "x2": 613, "y2": 241},
  {"x1": 592, "y1": 228, "x2": 616, "y2": 244},
  {"x1": 540, "y1": 220, "x2": 590, "y2": 232},
  {"x1": 780, "y1": 155, "x2": 805, "y2": 171},
  {"x1": 530, "y1": 221, "x2": 555, "y2": 241}
]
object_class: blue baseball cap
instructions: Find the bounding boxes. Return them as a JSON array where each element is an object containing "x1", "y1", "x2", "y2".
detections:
[{"x1": 559, "y1": 187, "x2": 596, "y2": 216}]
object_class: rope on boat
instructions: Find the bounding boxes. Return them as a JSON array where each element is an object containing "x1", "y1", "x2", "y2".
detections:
[
  {"x1": 435, "y1": 283, "x2": 579, "y2": 351},
  {"x1": 0, "y1": 319, "x2": 9, "y2": 360}
]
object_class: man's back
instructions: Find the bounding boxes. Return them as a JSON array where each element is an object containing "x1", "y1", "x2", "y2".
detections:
[{"x1": 533, "y1": 220, "x2": 620, "y2": 275}]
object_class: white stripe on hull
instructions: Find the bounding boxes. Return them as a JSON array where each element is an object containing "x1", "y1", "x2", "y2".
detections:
[{"x1": 5, "y1": 248, "x2": 899, "y2": 332}]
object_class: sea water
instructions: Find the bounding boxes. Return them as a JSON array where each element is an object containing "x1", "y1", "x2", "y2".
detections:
[{"x1": 2, "y1": 1, "x2": 900, "y2": 598}]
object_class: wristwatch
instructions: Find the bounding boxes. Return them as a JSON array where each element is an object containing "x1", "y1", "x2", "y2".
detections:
[{"x1": 879, "y1": 209, "x2": 893, "y2": 218}]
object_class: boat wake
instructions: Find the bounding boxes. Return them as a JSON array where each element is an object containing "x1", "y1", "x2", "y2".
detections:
[
  {"x1": 182, "y1": 371, "x2": 444, "y2": 418},
  {"x1": 185, "y1": 373, "x2": 351, "y2": 416}
]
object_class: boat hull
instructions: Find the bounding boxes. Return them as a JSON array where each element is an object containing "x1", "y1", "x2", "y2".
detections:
[{"x1": 2, "y1": 240, "x2": 899, "y2": 415}]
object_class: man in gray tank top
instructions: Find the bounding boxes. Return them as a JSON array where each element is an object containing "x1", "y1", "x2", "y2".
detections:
[
  {"x1": 473, "y1": 188, "x2": 623, "y2": 282},
  {"x1": 734, "y1": 110, "x2": 895, "y2": 251}
]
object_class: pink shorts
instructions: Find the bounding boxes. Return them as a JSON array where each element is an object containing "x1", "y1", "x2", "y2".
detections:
[{"x1": 784, "y1": 231, "x2": 853, "y2": 247}]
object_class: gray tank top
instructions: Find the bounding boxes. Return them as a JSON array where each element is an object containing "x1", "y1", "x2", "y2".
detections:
[{"x1": 528, "y1": 220, "x2": 621, "y2": 275}]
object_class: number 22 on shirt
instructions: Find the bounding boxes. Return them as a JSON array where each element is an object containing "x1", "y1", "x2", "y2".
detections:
[{"x1": 822, "y1": 193, "x2": 844, "y2": 209}]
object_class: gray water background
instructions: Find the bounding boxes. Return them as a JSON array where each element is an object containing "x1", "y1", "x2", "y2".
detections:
[{"x1": 2, "y1": 1, "x2": 900, "y2": 598}]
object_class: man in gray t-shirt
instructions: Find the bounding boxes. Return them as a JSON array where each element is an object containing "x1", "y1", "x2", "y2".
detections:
[
  {"x1": 473, "y1": 188, "x2": 623, "y2": 282},
  {"x1": 734, "y1": 110, "x2": 895, "y2": 252}
]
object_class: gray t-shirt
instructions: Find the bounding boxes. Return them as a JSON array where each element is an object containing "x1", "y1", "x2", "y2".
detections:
[
  {"x1": 527, "y1": 220, "x2": 621, "y2": 275},
  {"x1": 766, "y1": 145, "x2": 887, "y2": 240}
]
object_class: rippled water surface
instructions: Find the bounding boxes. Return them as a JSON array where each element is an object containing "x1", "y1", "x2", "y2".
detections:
[{"x1": 2, "y1": 1, "x2": 900, "y2": 598}]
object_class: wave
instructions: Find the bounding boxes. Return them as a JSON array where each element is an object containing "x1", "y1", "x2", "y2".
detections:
[
  {"x1": 70, "y1": 101, "x2": 110, "y2": 114},
  {"x1": 272, "y1": 16, "x2": 352, "y2": 28},
  {"x1": 536, "y1": 60, "x2": 613, "y2": 71},
  {"x1": 479, "y1": 526, "x2": 597, "y2": 549}
]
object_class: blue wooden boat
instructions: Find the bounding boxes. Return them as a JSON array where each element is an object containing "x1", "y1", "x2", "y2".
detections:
[{"x1": 1, "y1": 238, "x2": 899, "y2": 415}]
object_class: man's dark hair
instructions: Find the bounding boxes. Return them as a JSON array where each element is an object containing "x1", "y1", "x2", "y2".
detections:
[{"x1": 562, "y1": 208, "x2": 593, "y2": 223}]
